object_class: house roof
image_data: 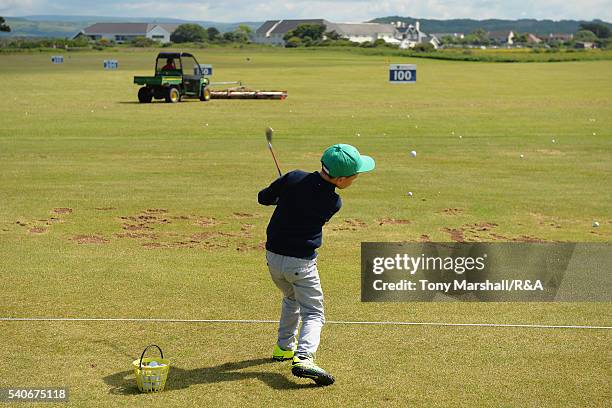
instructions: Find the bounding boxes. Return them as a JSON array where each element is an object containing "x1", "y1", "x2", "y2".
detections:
[
  {"x1": 487, "y1": 31, "x2": 513, "y2": 40},
  {"x1": 255, "y1": 19, "x2": 328, "y2": 36},
  {"x1": 256, "y1": 20, "x2": 280, "y2": 36},
  {"x1": 326, "y1": 23, "x2": 396, "y2": 36},
  {"x1": 83, "y1": 23, "x2": 149, "y2": 34},
  {"x1": 81, "y1": 22, "x2": 179, "y2": 35},
  {"x1": 154, "y1": 24, "x2": 180, "y2": 33},
  {"x1": 273, "y1": 19, "x2": 327, "y2": 34}
]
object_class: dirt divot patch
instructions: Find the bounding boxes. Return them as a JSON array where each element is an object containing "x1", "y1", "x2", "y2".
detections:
[
  {"x1": 144, "y1": 208, "x2": 168, "y2": 214},
  {"x1": 465, "y1": 222, "x2": 498, "y2": 232},
  {"x1": 233, "y1": 212, "x2": 257, "y2": 219},
  {"x1": 441, "y1": 227, "x2": 465, "y2": 242},
  {"x1": 53, "y1": 208, "x2": 73, "y2": 215},
  {"x1": 378, "y1": 218, "x2": 411, "y2": 226},
  {"x1": 115, "y1": 232, "x2": 158, "y2": 239},
  {"x1": 440, "y1": 208, "x2": 463, "y2": 216},
  {"x1": 236, "y1": 241, "x2": 266, "y2": 251},
  {"x1": 194, "y1": 217, "x2": 219, "y2": 227},
  {"x1": 332, "y1": 219, "x2": 367, "y2": 231},
  {"x1": 29, "y1": 226, "x2": 47, "y2": 234},
  {"x1": 191, "y1": 232, "x2": 219, "y2": 240},
  {"x1": 122, "y1": 223, "x2": 153, "y2": 231},
  {"x1": 71, "y1": 234, "x2": 109, "y2": 244}
]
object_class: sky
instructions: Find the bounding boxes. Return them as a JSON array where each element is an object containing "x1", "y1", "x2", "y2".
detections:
[{"x1": 1, "y1": 0, "x2": 611, "y2": 22}]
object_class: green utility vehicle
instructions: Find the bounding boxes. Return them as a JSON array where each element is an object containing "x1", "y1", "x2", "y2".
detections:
[{"x1": 133, "y1": 52, "x2": 211, "y2": 103}]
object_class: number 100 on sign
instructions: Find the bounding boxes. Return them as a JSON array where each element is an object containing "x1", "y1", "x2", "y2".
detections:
[{"x1": 389, "y1": 64, "x2": 416, "y2": 83}]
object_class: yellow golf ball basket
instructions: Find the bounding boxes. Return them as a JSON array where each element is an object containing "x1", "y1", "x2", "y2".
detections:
[{"x1": 132, "y1": 344, "x2": 170, "y2": 393}]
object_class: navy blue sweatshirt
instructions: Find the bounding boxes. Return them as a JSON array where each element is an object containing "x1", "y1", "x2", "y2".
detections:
[{"x1": 258, "y1": 170, "x2": 342, "y2": 259}]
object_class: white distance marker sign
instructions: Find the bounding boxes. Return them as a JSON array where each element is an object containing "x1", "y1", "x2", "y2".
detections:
[{"x1": 389, "y1": 64, "x2": 416, "y2": 83}]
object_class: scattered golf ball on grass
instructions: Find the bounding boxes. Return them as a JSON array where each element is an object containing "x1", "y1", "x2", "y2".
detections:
[
  {"x1": 592, "y1": 221, "x2": 600, "y2": 227},
  {"x1": 410, "y1": 150, "x2": 417, "y2": 158},
  {"x1": 520, "y1": 154, "x2": 524, "y2": 158},
  {"x1": 407, "y1": 191, "x2": 413, "y2": 197}
]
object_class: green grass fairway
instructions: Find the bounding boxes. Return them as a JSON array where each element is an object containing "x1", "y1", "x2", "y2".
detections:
[{"x1": 0, "y1": 48, "x2": 610, "y2": 407}]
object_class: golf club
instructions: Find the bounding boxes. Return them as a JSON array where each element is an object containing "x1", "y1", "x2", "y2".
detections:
[{"x1": 265, "y1": 127, "x2": 282, "y2": 177}]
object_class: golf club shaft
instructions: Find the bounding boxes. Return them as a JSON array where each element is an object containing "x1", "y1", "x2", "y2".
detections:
[{"x1": 268, "y1": 142, "x2": 282, "y2": 177}]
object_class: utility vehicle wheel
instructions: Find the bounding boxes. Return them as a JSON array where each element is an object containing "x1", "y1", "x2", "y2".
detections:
[
  {"x1": 200, "y1": 86, "x2": 211, "y2": 102},
  {"x1": 165, "y1": 87, "x2": 180, "y2": 103},
  {"x1": 138, "y1": 87, "x2": 153, "y2": 103}
]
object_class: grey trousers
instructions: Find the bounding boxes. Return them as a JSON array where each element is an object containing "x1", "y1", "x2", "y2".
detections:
[{"x1": 266, "y1": 250, "x2": 325, "y2": 355}]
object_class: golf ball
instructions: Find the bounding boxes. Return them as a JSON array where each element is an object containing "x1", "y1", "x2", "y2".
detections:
[
  {"x1": 451, "y1": 131, "x2": 455, "y2": 135},
  {"x1": 593, "y1": 132, "x2": 597, "y2": 136},
  {"x1": 520, "y1": 154, "x2": 524, "y2": 158},
  {"x1": 552, "y1": 139, "x2": 556, "y2": 143},
  {"x1": 407, "y1": 191, "x2": 413, "y2": 197},
  {"x1": 410, "y1": 150, "x2": 417, "y2": 157},
  {"x1": 149, "y1": 361, "x2": 159, "y2": 367},
  {"x1": 459, "y1": 135, "x2": 463, "y2": 139},
  {"x1": 592, "y1": 221, "x2": 600, "y2": 227}
]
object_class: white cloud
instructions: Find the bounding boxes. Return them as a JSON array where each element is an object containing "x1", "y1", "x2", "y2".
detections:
[{"x1": 0, "y1": 0, "x2": 610, "y2": 22}]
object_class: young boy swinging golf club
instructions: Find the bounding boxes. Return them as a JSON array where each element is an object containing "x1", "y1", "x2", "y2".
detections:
[{"x1": 258, "y1": 144, "x2": 375, "y2": 386}]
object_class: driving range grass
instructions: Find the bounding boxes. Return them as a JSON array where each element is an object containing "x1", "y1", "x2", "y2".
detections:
[{"x1": 0, "y1": 48, "x2": 610, "y2": 407}]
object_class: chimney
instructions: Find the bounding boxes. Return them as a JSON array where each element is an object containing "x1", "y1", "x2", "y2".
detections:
[{"x1": 416, "y1": 21, "x2": 420, "y2": 32}]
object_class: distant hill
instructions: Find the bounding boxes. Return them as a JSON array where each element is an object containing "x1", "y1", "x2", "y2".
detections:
[
  {"x1": 0, "y1": 15, "x2": 262, "y2": 38},
  {"x1": 370, "y1": 16, "x2": 612, "y2": 35}
]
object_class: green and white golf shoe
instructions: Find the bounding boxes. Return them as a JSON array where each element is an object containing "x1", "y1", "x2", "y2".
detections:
[
  {"x1": 291, "y1": 353, "x2": 335, "y2": 386},
  {"x1": 272, "y1": 344, "x2": 295, "y2": 361}
]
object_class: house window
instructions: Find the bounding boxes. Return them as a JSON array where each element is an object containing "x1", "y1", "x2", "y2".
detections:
[{"x1": 152, "y1": 35, "x2": 164, "y2": 39}]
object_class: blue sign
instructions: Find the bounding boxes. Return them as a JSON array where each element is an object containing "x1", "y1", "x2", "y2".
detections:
[
  {"x1": 389, "y1": 64, "x2": 416, "y2": 83},
  {"x1": 195, "y1": 64, "x2": 213, "y2": 76},
  {"x1": 103, "y1": 59, "x2": 119, "y2": 70}
]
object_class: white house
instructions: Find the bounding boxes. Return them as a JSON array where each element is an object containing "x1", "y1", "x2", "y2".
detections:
[
  {"x1": 74, "y1": 23, "x2": 180, "y2": 43},
  {"x1": 487, "y1": 31, "x2": 515, "y2": 45},
  {"x1": 325, "y1": 22, "x2": 399, "y2": 44},
  {"x1": 393, "y1": 21, "x2": 440, "y2": 49}
]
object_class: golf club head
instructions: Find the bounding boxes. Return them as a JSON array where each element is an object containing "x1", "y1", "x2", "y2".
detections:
[{"x1": 265, "y1": 127, "x2": 274, "y2": 143}]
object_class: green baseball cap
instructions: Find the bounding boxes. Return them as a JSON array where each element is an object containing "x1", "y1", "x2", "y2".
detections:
[{"x1": 321, "y1": 144, "x2": 375, "y2": 177}]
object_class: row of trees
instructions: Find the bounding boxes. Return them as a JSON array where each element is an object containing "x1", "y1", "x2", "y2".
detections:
[
  {"x1": 283, "y1": 24, "x2": 355, "y2": 47},
  {"x1": 169, "y1": 23, "x2": 252, "y2": 44}
]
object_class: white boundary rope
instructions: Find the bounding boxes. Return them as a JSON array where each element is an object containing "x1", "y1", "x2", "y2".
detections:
[{"x1": 1, "y1": 317, "x2": 610, "y2": 330}]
